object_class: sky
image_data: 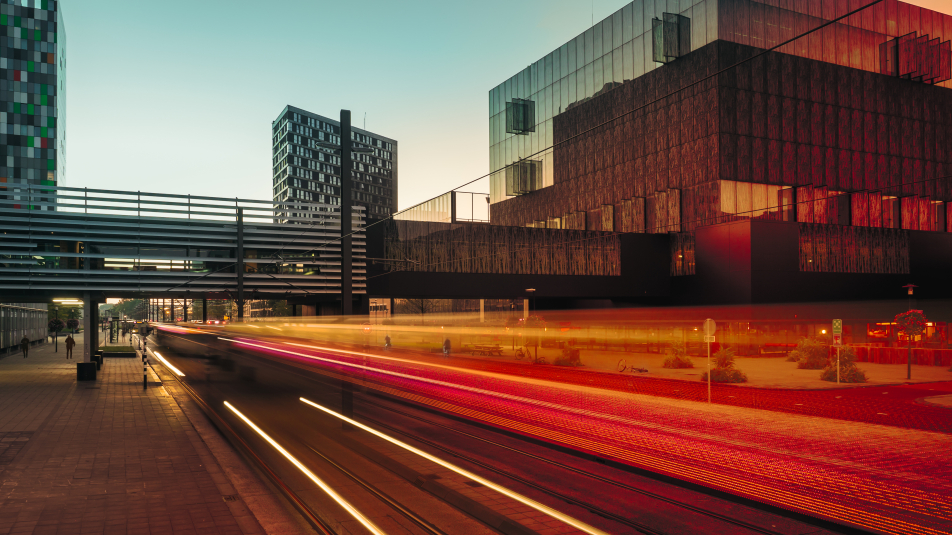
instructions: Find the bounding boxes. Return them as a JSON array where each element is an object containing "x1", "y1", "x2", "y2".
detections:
[
  {"x1": 63, "y1": 0, "x2": 948, "y2": 211},
  {"x1": 64, "y1": 0, "x2": 629, "y2": 210}
]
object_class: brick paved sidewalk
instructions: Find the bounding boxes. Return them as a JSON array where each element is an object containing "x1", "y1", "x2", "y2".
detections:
[{"x1": 0, "y1": 333, "x2": 272, "y2": 535}]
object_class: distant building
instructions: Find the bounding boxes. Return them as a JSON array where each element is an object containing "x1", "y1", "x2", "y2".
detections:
[
  {"x1": 0, "y1": 0, "x2": 66, "y2": 209},
  {"x1": 271, "y1": 105, "x2": 397, "y2": 224}
]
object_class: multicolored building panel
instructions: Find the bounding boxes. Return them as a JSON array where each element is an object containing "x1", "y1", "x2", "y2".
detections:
[{"x1": 0, "y1": 0, "x2": 63, "y2": 210}]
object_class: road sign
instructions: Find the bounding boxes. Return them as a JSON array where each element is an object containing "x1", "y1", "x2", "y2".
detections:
[
  {"x1": 832, "y1": 334, "x2": 842, "y2": 346},
  {"x1": 704, "y1": 335, "x2": 715, "y2": 343},
  {"x1": 832, "y1": 319, "x2": 842, "y2": 335},
  {"x1": 703, "y1": 318, "x2": 716, "y2": 336}
]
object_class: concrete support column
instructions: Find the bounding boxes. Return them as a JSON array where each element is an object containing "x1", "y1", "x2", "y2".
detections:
[
  {"x1": 202, "y1": 298, "x2": 207, "y2": 323},
  {"x1": 523, "y1": 298, "x2": 529, "y2": 320},
  {"x1": 184, "y1": 299, "x2": 188, "y2": 323},
  {"x1": 480, "y1": 299, "x2": 485, "y2": 323},
  {"x1": 83, "y1": 294, "x2": 92, "y2": 363}
]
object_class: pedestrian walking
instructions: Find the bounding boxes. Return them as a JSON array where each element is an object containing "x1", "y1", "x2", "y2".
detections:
[
  {"x1": 20, "y1": 336, "x2": 29, "y2": 358},
  {"x1": 65, "y1": 334, "x2": 75, "y2": 360}
]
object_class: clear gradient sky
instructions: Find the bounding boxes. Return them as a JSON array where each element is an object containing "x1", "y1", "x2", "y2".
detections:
[{"x1": 64, "y1": 0, "x2": 948, "y2": 211}]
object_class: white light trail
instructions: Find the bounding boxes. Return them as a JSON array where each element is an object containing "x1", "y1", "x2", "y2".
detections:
[
  {"x1": 152, "y1": 351, "x2": 185, "y2": 377},
  {"x1": 299, "y1": 397, "x2": 608, "y2": 535},
  {"x1": 223, "y1": 401, "x2": 385, "y2": 535}
]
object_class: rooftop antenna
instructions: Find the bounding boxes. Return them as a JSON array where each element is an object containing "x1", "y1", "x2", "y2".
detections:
[
  {"x1": 364, "y1": 112, "x2": 366, "y2": 130},
  {"x1": 592, "y1": 0, "x2": 594, "y2": 27}
]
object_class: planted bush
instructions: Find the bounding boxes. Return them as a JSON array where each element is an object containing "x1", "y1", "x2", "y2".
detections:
[
  {"x1": 663, "y1": 341, "x2": 694, "y2": 369},
  {"x1": 701, "y1": 346, "x2": 748, "y2": 383},
  {"x1": 788, "y1": 337, "x2": 830, "y2": 369},
  {"x1": 820, "y1": 346, "x2": 868, "y2": 383}
]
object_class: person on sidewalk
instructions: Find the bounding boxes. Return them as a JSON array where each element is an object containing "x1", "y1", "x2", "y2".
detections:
[
  {"x1": 65, "y1": 334, "x2": 76, "y2": 360},
  {"x1": 20, "y1": 336, "x2": 29, "y2": 358}
]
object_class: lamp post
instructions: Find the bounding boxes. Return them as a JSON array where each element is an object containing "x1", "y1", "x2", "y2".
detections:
[
  {"x1": 314, "y1": 109, "x2": 375, "y2": 316},
  {"x1": 54, "y1": 306, "x2": 59, "y2": 352},
  {"x1": 901, "y1": 284, "x2": 919, "y2": 381}
]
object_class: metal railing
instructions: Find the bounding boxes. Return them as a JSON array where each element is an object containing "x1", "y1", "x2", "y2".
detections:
[{"x1": 0, "y1": 185, "x2": 367, "y2": 298}]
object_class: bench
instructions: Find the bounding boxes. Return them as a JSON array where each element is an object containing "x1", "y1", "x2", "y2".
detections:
[{"x1": 471, "y1": 344, "x2": 504, "y2": 356}]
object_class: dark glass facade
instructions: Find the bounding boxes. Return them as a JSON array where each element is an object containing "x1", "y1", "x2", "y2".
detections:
[
  {"x1": 489, "y1": 0, "x2": 952, "y2": 277},
  {"x1": 272, "y1": 105, "x2": 397, "y2": 224},
  {"x1": 0, "y1": 0, "x2": 64, "y2": 210}
]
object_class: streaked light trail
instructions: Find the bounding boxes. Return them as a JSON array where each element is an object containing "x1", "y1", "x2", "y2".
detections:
[
  {"x1": 152, "y1": 351, "x2": 185, "y2": 377},
  {"x1": 223, "y1": 401, "x2": 386, "y2": 535},
  {"x1": 299, "y1": 397, "x2": 609, "y2": 535}
]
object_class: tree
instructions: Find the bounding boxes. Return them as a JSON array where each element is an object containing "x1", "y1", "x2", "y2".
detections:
[
  {"x1": 895, "y1": 309, "x2": 927, "y2": 380},
  {"x1": 663, "y1": 341, "x2": 694, "y2": 368},
  {"x1": 701, "y1": 345, "x2": 748, "y2": 383},
  {"x1": 788, "y1": 337, "x2": 830, "y2": 369},
  {"x1": 48, "y1": 319, "x2": 65, "y2": 352},
  {"x1": 820, "y1": 345, "x2": 867, "y2": 383},
  {"x1": 111, "y1": 299, "x2": 147, "y2": 320},
  {"x1": 400, "y1": 299, "x2": 441, "y2": 323},
  {"x1": 265, "y1": 299, "x2": 291, "y2": 317}
]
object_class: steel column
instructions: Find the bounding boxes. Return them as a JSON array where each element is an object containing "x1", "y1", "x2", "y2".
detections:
[{"x1": 340, "y1": 109, "x2": 353, "y2": 315}]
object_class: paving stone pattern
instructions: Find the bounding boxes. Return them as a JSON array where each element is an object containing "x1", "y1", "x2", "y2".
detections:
[{"x1": 0, "y1": 335, "x2": 266, "y2": 535}]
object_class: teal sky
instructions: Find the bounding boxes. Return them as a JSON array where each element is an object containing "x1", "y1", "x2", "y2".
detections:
[
  {"x1": 64, "y1": 0, "x2": 631, "y2": 209},
  {"x1": 63, "y1": 0, "x2": 946, "y2": 210}
]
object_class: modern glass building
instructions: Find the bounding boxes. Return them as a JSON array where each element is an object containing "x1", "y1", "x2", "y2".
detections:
[
  {"x1": 272, "y1": 105, "x2": 397, "y2": 225},
  {"x1": 488, "y1": 0, "x2": 952, "y2": 286},
  {"x1": 0, "y1": 0, "x2": 64, "y2": 209}
]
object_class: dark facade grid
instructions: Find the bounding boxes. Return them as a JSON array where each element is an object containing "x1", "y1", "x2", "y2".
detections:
[
  {"x1": 383, "y1": 220, "x2": 621, "y2": 277},
  {"x1": 272, "y1": 105, "x2": 397, "y2": 223}
]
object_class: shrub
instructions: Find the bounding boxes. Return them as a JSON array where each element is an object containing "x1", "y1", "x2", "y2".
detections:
[
  {"x1": 820, "y1": 346, "x2": 868, "y2": 383},
  {"x1": 701, "y1": 346, "x2": 748, "y2": 383},
  {"x1": 788, "y1": 337, "x2": 830, "y2": 369},
  {"x1": 553, "y1": 357, "x2": 580, "y2": 367},
  {"x1": 663, "y1": 341, "x2": 694, "y2": 368}
]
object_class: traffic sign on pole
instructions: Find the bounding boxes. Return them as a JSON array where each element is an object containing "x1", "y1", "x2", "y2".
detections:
[
  {"x1": 703, "y1": 319, "x2": 715, "y2": 404},
  {"x1": 832, "y1": 319, "x2": 842, "y2": 335},
  {"x1": 832, "y1": 334, "x2": 842, "y2": 346}
]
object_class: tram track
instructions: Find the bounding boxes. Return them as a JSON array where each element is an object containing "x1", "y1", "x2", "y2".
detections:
[
  {"x1": 353, "y1": 396, "x2": 800, "y2": 535},
  {"x1": 151, "y1": 330, "x2": 859, "y2": 535}
]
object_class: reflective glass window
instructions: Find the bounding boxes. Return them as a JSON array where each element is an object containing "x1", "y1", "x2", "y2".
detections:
[
  {"x1": 594, "y1": 22, "x2": 603, "y2": 59},
  {"x1": 623, "y1": 40, "x2": 634, "y2": 80},
  {"x1": 544, "y1": 52, "x2": 553, "y2": 87},
  {"x1": 623, "y1": 3, "x2": 634, "y2": 43},
  {"x1": 568, "y1": 72, "x2": 577, "y2": 106},
  {"x1": 584, "y1": 27, "x2": 595, "y2": 64},
  {"x1": 613, "y1": 9, "x2": 623, "y2": 49},
  {"x1": 613, "y1": 47, "x2": 624, "y2": 83},
  {"x1": 594, "y1": 56, "x2": 603, "y2": 93},
  {"x1": 585, "y1": 62, "x2": 595, "y2": 98}
]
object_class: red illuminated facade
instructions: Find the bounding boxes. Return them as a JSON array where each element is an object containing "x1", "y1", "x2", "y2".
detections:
[{"x1": 487, "y1": 0, "x2": 952, "y2": 302}]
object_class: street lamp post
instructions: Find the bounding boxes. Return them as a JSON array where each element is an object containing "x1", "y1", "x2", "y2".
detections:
[
  {"x1": 902, "y1": 284, "x2": 918, "y2": 381},
  {"x1": 314, "y1": 109, "x2": 374, "y2": 316}
]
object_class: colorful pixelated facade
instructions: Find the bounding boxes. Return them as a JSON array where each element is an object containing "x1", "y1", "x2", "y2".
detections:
[
  {"x1": 488, "y1": 0, "x2": 952, "y2": 280},
  {"x1": 0, "y1": 0, "x2": 64, "y2": 209}
]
